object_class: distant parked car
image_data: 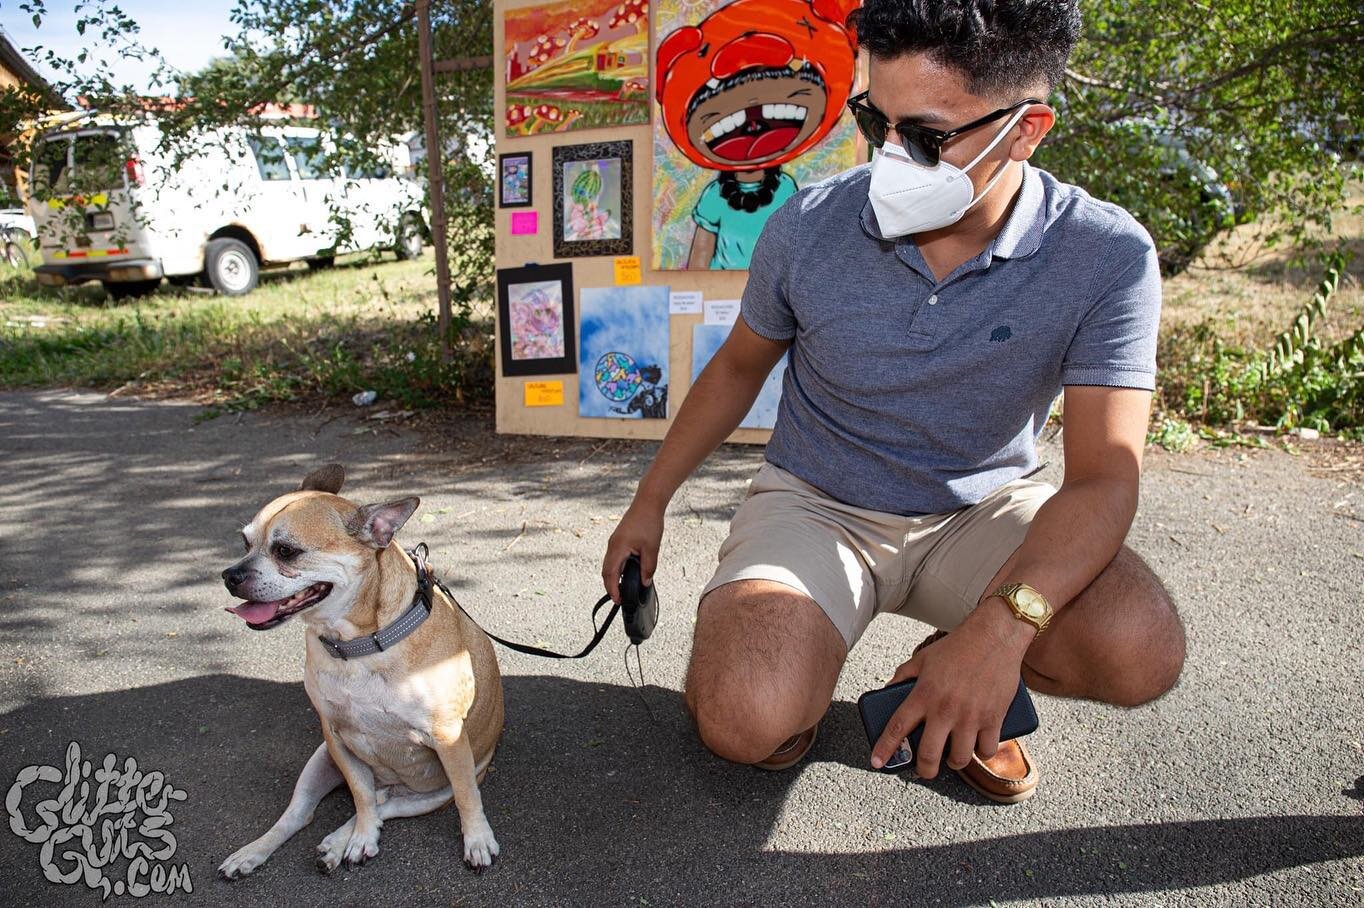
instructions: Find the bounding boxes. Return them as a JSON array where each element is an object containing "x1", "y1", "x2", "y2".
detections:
[
  {"x1": 1099, "y1": 118, "x2": 1240, "y2": 275},
  {"x1": 0, "y1": 205, "x2": 37, "y2": 242},
  {"x1": 27, "y1": 116, "x2": 429, "y2": 299}
]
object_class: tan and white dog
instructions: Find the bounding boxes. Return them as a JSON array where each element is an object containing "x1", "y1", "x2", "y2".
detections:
[{"x1": 217, "y1": 463, "x2": 504, "y2": 877}]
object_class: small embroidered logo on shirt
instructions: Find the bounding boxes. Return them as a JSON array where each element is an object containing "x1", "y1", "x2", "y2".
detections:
[{"x1": 990, "y1": 325, "x2": 1013, "y2": 343}]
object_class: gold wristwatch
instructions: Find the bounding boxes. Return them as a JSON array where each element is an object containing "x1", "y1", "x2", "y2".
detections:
[{"x1": 990, "y1": 582, "x2": 1053, "y2": 636}]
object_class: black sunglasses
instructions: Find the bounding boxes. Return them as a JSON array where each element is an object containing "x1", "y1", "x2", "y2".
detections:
[{"x1": 846, "y1": 91, "x2": 1042, "y2": 167}]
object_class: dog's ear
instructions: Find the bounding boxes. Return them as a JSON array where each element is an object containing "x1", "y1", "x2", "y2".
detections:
[
  {"x1": 300, "y1": 463, "x2": 345, "y2": 494},
  {"x1": 346, "y1": 497, "x2": 420, "y2": 549}
]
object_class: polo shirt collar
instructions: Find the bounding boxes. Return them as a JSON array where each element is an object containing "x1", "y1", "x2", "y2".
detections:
[{"x1": 857, "y1": 161, "x2": 1046, "y2": 261}]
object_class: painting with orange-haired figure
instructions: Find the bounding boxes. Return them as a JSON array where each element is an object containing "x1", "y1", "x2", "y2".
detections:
[
  {"x1": 504, "y1": 0, "x2": 650, "y2": 137},
  {"x1": 652, "y1": 0, "x2": 863, "y2": 270}
]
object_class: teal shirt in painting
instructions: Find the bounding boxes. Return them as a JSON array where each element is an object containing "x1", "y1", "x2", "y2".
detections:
[{"x1": 692, "y1": 172, "x2": 799, "y2": 269}]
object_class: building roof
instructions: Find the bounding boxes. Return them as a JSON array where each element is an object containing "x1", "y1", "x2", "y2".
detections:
[{"x1": 0, "y1": 28, "x2": 65, "y2": 107}]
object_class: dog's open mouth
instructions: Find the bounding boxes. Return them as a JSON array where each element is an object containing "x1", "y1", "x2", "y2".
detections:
[{"x1": 225, "y1": 582, "x2": 333, "y2": 630}]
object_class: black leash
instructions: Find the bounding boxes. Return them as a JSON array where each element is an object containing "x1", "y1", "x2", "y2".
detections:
[{"x1": 410, "y1": 543, "x2": 636, "y2": 661}]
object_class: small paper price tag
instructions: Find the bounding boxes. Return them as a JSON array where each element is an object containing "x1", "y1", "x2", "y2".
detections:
[
  {"x1": 523, "y1": 380, "x2": 564, "y2": 407},
  {"x1": 613, "y1": 256, "x2": 642, "y2": 285}
]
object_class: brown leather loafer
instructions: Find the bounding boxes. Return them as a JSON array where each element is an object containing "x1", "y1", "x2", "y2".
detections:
[
  {"x1": 913, "y1": 630, "x2": 1039, "y2": 804},
  {"x1": 755, "y1": 722, "x2": 818, "y2": 771},
  {"x1": 955, "y1": 738, "x2": 1038, "y2": 804}
]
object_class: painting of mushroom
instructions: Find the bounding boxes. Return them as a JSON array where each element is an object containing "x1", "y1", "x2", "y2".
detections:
[{"x1": 504, "y1": 0, "x2": 650, "y2": 136}]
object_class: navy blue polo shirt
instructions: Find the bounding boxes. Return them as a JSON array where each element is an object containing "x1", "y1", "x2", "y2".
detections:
[{"x1": 740, "y1": 161, "x2": 1162, "y2": 516}]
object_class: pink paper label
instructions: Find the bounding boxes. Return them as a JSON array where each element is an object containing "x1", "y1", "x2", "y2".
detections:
[{"x1": 511, "y1": 211, "x2": 538, "y2": 235}]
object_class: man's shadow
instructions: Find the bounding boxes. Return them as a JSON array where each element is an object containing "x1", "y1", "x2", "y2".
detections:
[{"x1": 1, "y1": 675, "x2": 1360, "y2": 907}]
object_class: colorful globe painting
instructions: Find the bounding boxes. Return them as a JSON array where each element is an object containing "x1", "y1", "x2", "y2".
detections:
[{"x1": 594, "y1": 351, "x2": 642, "y2": 402}]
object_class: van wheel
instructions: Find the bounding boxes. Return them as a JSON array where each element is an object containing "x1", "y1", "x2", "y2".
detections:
[
  {"x1": 205, "y1": 238, "x2": 259, "y2": 296},
  {"x1": 395, "y1": 216, "x2": 423, "y2": 260},
  {"x1": 104, "y1": 279, "x2": 160, "y2": 300}
]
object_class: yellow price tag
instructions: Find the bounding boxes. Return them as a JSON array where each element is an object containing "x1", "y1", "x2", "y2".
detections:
[
  {"x1": 613, "y1": 256, "x2": 642, "y2": 285},
  {"x1": 523, "y1": 380, "x2": 564, "y2": 407}
]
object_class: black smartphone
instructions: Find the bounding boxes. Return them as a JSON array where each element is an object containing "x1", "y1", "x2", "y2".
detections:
[{"x1": 857, "y1": 676, "x2": 1039, "y2": 772}]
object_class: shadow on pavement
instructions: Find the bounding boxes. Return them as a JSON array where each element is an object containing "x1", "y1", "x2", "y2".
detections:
[{"x1": 2, "y1": 674, "x2": 1360, "y2": 907}]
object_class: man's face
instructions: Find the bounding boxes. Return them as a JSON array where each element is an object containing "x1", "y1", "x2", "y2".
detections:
[{"x1": 866, "y1": 53, "x2": 1032, "y2": 205}]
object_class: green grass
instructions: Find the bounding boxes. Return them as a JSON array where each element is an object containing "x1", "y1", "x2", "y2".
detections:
[{"x1": 0, "y1": 244, "x2": 494, "y2": 412}]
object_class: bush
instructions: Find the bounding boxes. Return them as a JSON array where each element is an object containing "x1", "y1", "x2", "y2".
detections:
[{"x1": 1157, "y1": 251, "x2": 1364, "y2": 439}]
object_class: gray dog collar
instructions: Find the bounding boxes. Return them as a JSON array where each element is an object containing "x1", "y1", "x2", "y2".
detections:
[{"x1": 317, "y1": 544, "x2": 435, "y2": 660}]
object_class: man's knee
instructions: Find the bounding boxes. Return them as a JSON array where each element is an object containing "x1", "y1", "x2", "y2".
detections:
[
  {"x1": 683, "y1": 581, "x2": 844, "y2": 765},
  {"x1": 1099, "y1": 553, "x2": 1186, "y2": 706},
  {"x1": 1028, "y1": 547, "x2": 1186, "y2": 707},
  {"x1": 684, "y1": 669, "x2": 799, "y2": 764},
  {"x1": 1108, "y1": 593, "x2": 1184, "y2": 706}
]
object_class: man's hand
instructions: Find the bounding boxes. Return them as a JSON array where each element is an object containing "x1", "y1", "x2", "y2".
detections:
[
  {"x1": 870, "y1": 610, "x2": 1031, "y2": 777},
  {"x1": 602, "y1": 500, "x2": 664, "y2": 604}
]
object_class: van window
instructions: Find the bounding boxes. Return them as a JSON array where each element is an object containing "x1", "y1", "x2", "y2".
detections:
[
  {"x1": 72, "y1": 133, "x2": 127, "y2": 192},
  {"x1": 285, "y1": 137, "x2": 330, "y2": 180},
  {"x1": 343, "y1": 160, "x2": 392, "y2": 181},
  {"x1": 247, "y1": 136, "x2": 292, "y2": 181},
  {"x1": 31, "y1": 139, "x2": 71, "y2": 194}
]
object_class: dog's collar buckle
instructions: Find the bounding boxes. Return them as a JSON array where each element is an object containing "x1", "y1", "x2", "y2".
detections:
[{"x1": 320, "y1": 635, "x2": 349, "y2": 660}]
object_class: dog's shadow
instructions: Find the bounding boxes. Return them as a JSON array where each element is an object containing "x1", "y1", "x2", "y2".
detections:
[{"x1": 1, "y1": 674, "x2": 1361, "y2": 907}]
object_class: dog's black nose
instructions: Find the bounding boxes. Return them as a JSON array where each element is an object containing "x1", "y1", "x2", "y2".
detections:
[{"x1": 222, "y1": 567, "x2": 247, "y2": 588}]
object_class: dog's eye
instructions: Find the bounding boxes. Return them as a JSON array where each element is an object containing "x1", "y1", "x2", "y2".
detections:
[{"x1": 273, "y1": 543, "x2": 299, "y2": 560}]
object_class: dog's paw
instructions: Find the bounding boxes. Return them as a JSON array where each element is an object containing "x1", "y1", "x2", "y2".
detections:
[
  {"x1": 218, "y1": 842, "x2": 272, "y2": 880},
  {"x1": 461, "y1": 822, "x2": 500, "y2": 873},
  {"x1": 314, "y1": 821, "x2": 354, "y2": 874},
  {"x1": 340, "y1": 823, "x2": 381, "y2": 870}
]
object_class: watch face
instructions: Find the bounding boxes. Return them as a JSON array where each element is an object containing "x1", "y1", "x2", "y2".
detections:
[{"x1": 1016, "y1": 588, "x2": 1048, "y2": 619}]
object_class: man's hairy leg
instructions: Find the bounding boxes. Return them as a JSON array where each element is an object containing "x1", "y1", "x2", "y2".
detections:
[
  {"x1": 684, "y1": 580, "x2": 848, "y2": 764},
  {"x1": 987, "y1": 544, "x2": 1186, "y2": 707}
]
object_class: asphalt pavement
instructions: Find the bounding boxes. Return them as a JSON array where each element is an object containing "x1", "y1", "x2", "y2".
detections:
[{"x1": 0, "y1": 389, "x2": 1361, "y2": 907}]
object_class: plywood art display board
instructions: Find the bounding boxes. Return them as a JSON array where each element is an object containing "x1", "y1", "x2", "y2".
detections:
[{"x1": 493, "y1": 0, "x2": 865, "y2": 442}]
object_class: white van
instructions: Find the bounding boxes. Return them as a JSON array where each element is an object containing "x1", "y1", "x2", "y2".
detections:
[{"x1": 28, "y1": 117, "x2": 429, "y2": 298}]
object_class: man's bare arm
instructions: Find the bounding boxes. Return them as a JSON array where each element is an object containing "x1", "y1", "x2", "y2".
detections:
[{"x1": 601, "y1": 317, "x2": 789, "y2": 600}]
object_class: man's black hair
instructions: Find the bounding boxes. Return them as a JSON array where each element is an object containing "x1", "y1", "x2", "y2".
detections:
[{"x1": 847, "y1": 0, "x2": 1081, "y2": 98}]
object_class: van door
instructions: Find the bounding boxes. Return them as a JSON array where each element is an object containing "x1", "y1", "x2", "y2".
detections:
[
  {"x1": 244, "y1": 134, "x2": 320, "y2": 263},
  {"x1": 30, "y1": 129, "x2": 149, "y2": 267},
  {"x1": 281, "y1": 134, "x2": 340, "y2": 256}
]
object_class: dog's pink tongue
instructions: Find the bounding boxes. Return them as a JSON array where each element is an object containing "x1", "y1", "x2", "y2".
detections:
[{"x1": 225, "y1": 599, "x2": 284, "y2": 624}]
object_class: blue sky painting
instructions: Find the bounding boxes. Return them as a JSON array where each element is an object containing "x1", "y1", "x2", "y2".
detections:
[
  {"x1": 579, "y1": 286, "x2": 671, "y2": 419},
  {"x1": 690, "y1": 324, "x2": 787, "y2": 429}
]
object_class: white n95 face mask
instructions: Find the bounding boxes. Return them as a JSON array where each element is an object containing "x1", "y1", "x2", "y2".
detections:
[{"x1": 867, "y1": 104, "x2": 1033, "y2": 238}]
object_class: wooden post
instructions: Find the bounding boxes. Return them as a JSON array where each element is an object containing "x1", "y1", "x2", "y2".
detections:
[{"x1": 416, "y1": 0, "x2": 452, "y2": 363}]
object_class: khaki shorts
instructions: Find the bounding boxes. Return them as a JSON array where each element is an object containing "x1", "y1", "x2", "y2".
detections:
[{"x1": 701, "y1": 462, "x2": 1057, "y2": 650}]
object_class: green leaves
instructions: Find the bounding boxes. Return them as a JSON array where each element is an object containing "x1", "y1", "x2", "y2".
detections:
[{"x1": 1039, "y1": 0, "x2": 1363, "y2": 273}]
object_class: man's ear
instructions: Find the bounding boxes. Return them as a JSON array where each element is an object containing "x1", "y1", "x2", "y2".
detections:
[
  {"x1": 346, "y1": 497, "x2": 420, "y2": 549},
  {"x1": 1011, "y1": 103, "x2": 1056, "y2": 161},
  {"x1": 300, "y1": 463, "x2": 345, "y2": 494}
]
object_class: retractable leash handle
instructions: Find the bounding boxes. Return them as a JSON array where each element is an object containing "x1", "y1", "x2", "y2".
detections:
[{"x1": 618, "y1": 555, "x2": 658, "y2": 646}]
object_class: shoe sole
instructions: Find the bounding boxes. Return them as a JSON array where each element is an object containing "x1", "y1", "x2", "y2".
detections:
[{"x1": 755, "y1": 724, "x2": 818, "y2": 771}]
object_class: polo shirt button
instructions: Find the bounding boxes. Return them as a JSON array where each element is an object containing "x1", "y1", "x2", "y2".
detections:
[{"x1": 928, "y1": 294, "x2": 938, "y2": 305}]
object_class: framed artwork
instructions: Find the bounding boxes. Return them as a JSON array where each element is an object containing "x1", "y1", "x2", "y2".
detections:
[
  {"x1": 691, "y1": 324, "x2": 787, "y2": 428},
  {"x1": 503, "y1": 0, "x2": 650, "y2": 138},
  {"x1": 498, "y1": 152, "x2": 533, "y2": 208},
  {"x1": 578, "y1": 285, "x2": 669, "y2": 419},
  {"x1": 497, "y1": 263, "x2": 576, "y2": 377},
  {"x1": 651, "y1": 0, "x2": 862, "y2": 270},
  {"x1": 552, "y1": 140, "x2": 633, "y2": 258}
]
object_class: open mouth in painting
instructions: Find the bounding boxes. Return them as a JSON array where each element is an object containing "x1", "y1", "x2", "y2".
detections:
[
  {"x1": 703, "y1": 103, "x2": 811, "y2": 161},
  {"x1": 225, "y1": 582, "x2": 333, "y2": 630},
  {"x1": 687, "y1": 66, "x2": 828, "y2": 166}
]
